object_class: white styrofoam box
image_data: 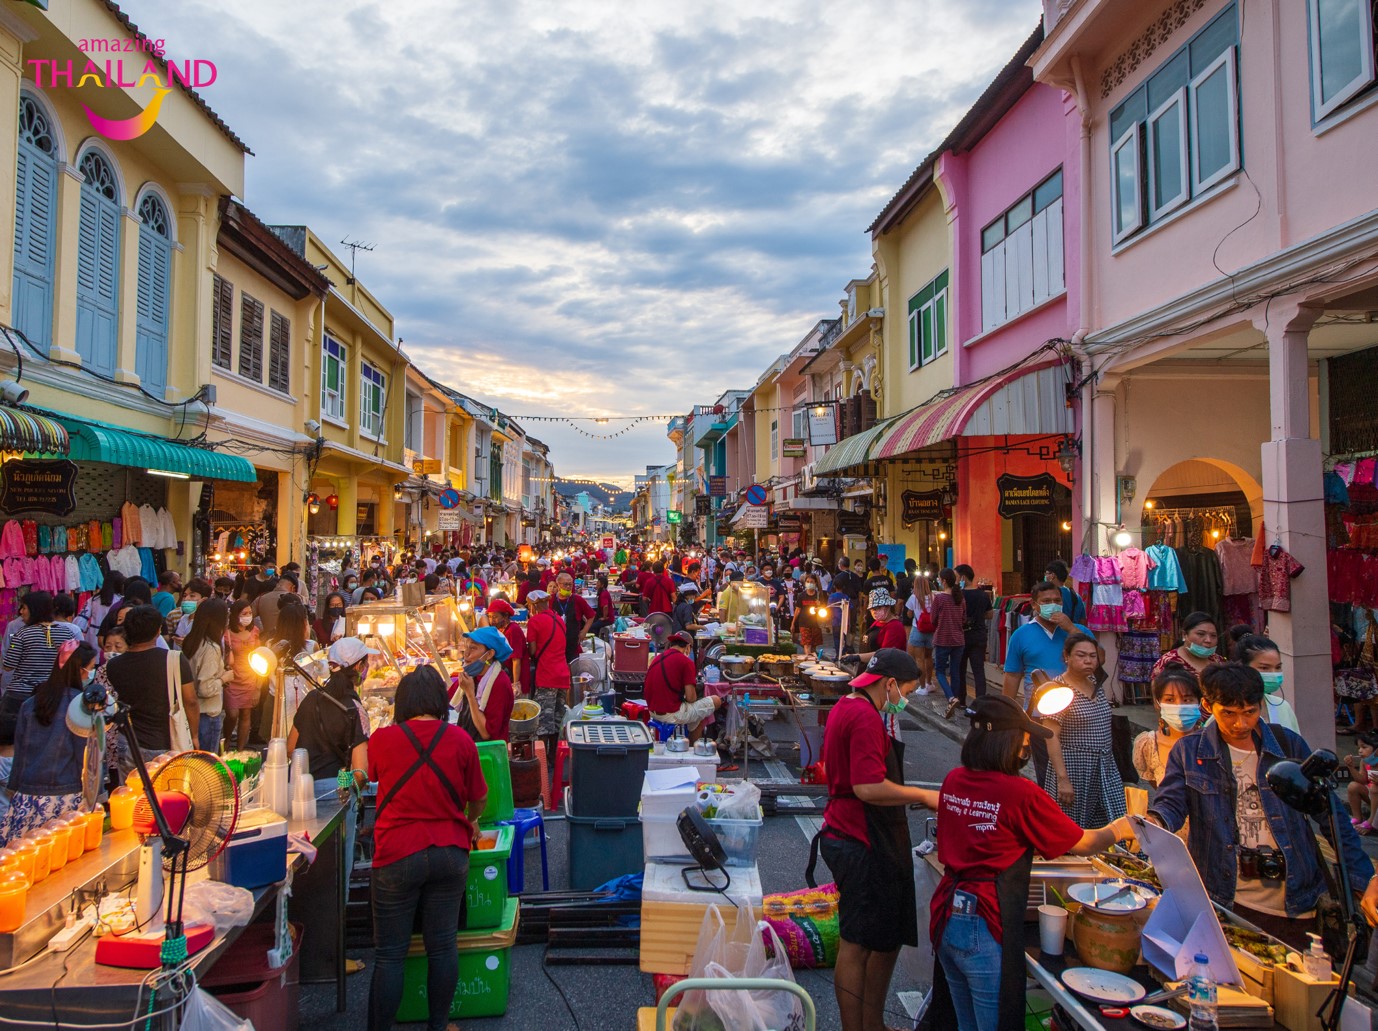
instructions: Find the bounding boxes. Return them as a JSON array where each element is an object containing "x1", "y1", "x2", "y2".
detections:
[
  {"x1": 642, "y1": 860, "x2": 763, "y2": 905},
  {"x1": 641, "y1": 767, "x2": 701, "y2": 822},
  {"x1": 648, "y1": 746, "x2": 719, "y2": 783}
]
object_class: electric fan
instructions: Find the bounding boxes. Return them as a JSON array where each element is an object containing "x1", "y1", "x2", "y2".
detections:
[{"x1": 569, "y1": 652, "x2": 606, "y2": 696}]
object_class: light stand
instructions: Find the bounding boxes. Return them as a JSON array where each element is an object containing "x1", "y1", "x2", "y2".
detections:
[{"x1": 1266, "y1": 750, "x2": 1359, "y2": 1031}]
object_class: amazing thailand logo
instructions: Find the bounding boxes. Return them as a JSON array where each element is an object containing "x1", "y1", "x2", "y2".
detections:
[{"x1": 27, "y1": 36, "x2": 216, "y2": 141}]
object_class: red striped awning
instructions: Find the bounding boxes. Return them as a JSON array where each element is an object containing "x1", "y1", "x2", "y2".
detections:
[{"x1": 0, "y1": 406, "x2": 69, "y2": 455}]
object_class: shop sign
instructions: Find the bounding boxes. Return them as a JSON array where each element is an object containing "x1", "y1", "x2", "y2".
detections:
[
  {"x1": 737, "y1": 505, "x2": 768, "y2": 529},
  {"x1": 667, "y1": 510, "x2": 682, "y2": 524},
  {"x1": 601, "y1": 535, "x2": 615, "y2": 550},
  {"x1": 836, "y1": 509, "x2": 870, "y2": 535},
  {"x1": 413, "y1": 459, "x2": 442, "y2": 475},
  {"x1": 808, "y1": 405, "x2": 838, "y2": 446},
  {"x1": 437, "y1": 511, "x2": 462, "y2": 530},
  {"x1": 782, "y1": 437, "x2": 806, "y2": 458},
  {"x1": 695, "y1": 495, "x2": 712, "y2": 516},
  {"x1": 708, "y1": 476, "x2": 727, "y2": 497},
  {"x1": 0, "y1": 459, "x2": 77, "y2": 516},
  {"x1": 996, "y1": 473, "x2": 1058, "y2": 518},
  {"x1": 900, "y1": 489, "x2": 945, "y2": 525}
]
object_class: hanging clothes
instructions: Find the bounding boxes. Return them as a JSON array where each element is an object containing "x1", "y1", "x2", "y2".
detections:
[{"x1": 1175, "y1": 546, "x2": 1225, "y2": 629}]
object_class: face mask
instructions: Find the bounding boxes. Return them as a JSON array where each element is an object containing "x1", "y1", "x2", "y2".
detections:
[
  {"x1": 83, "y1": 669, "x2": 96, "y2": 687},
  {"x1": 805, "y1": 586, "x2": 817, "y2": 594},
  {"x1": 882, "y1": 697, "x2": 908, "y2": 714},
  {"x1": 264, "y1": 568, "x2": 276, "y2": 577},
  {"x1": 558, "y1": 588, "x2": 572, "y2": 599},
  {"x1": 328, "y1": 606, "x2": 345, "y2": 618},
  {"x1": 181, "y1": 600, "x2": 197, "y2": 614},
  {"x1": 1038, "y1": 603, "x2": 1062, "y2": 620},
  {"x1": 1259, "y1": 671, "x2": 1284, "y2": 696},
  {"x1": 1161, "y1": 703, "x2": 1202, "y2": 732},
  {"x1": 239, "y1": 615, "x2": 254, "y2": 628},
  {"x1": 959, "y1": 579, "x2": 967, "y2": 588},
  {"x1": 345, "y1": 581, "x2": 357, "y2": 591},
  {"x1": 1186, "y1": 642, "x2": 1216, "y2": 659},
  {"x1": 464, "y1": 659, "x2": 486, "y2": 678}
]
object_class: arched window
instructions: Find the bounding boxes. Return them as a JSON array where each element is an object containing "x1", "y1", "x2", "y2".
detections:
[
  {"x1": 13, "y1": 94, "x2": 59, "y2": 350},
  {"x1": 134, "y1": 192, "x2": 172, "y2": 397},
  {"x1": 75, "y1": 149, "x2": 121, "y2": 376}
]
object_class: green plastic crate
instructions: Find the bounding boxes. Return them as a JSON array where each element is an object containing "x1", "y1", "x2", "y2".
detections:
[
  {"x1": 397, "y1": 897, "x2": 519, "y2": 1022},
  {"x1": 476, "y1": 739, "x2": 514, "y2": 826},
  {"x1": 465, "y1": 825, "x2": 513, "y2": 930}
]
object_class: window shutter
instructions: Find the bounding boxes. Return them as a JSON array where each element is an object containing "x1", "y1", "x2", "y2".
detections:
[
  {"x1": 76, "y1": 192, "x2": 99, "y2": 295},
  {"x1": 12, "y1": 144, "x2": 56, "y2": 349},
  {"x1": 96, "y1": 204, "x2": 119, "y2": 306},
  {"x1": 238, "y1": 294, "x2": 264, "y2": 381},
  {"x1": 211, "y1": 275, "x2": 233, "y2": 368},
  {"x1": 859, "y1": 392, "x2": 877, "y2": 433},
  {"x1": 268, "y1": 311, "x2": 290, "y2": 393}
]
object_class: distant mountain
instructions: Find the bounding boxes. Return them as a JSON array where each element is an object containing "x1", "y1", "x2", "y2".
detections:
[{"x1": 554, "y1": 479, "x2": 633, "y2": 512}]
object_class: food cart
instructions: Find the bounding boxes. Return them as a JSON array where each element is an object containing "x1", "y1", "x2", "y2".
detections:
[{"x1": 348, "y1": 596, "x2": 472, "y2": 732}]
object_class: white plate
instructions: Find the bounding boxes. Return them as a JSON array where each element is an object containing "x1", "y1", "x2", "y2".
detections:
[
  {"x1": 1060, "y1": 967, "x2": 1146, "y2": 1004},
  {"x1": 1129, "y1": 1004, "x2": 1185, "y2": 1029},
  {"x1": 1068, "y1": 880, "x2": 1149, "y2": 912}
]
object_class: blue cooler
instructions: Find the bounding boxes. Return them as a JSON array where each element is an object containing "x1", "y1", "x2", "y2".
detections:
[{"x1": 209, "y1": 809, "x2": 289, "y2": 888}]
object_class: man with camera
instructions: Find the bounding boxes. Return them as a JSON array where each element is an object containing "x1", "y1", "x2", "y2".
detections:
[{"x1": 1149, "y1": 662, "x2": 1378, "y2": 948}]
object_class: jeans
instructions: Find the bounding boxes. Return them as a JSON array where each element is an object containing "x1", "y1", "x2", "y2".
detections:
[
  {"x1": 934, "y1": 645, "x2": 964, "y2": 701},
  {"x1": 938, "y1": 913, "x2": 1002, "y2": 1031},
  {"x1": 960, "y1": 643, "x2": 987, "y2": 698},
  {"x1": 198, "y1": 713, "x2": 224, "y2": 753},
  {"x1": 368, "y1": 845, "x2": 469, "y2": 1031}
]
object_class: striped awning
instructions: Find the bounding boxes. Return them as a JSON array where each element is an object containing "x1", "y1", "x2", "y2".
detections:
[
  {"x1": 812, "y1": 418, "x2": 895, "y2": 476},
  {"x1": 0, "y1": 407, "x2": 68, "y2": 455},
  {"x1": 55, "y1": 417, "x2": 257, "y2": 481}
]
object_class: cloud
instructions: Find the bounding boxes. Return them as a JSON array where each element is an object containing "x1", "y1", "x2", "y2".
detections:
[{"x1": 120, "y1": 0, "x2": 1041, "y2": 480}]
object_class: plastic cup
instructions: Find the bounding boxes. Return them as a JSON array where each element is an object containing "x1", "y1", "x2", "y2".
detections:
[
  {"x1": 1038, "y1": 904, "x2": 1068, "y2": 956},
  {"x1": 291, "y1": 748, "x2": 310, "y2": 776},
  {"x1": 0, "y1": 880, "x2": 27, "y2": 933},
  {"x1": 82, "y1": 811, "x2": 105, "y2": 852},
  {"x1": 109, "y1": 786, "x2": 137, "y2": 830},
  {"x1": 40, "y1": 826, "x2": 68, "y2": 872},
  {"x1": 26, "y1": 835, "x2": 53, "y2": 881},
  {"x1": 59, "y1": 815, "x2": 86, "y2": 862},
  {"x1": 9, "y1": 844, "x2": 37, "y2": 883},
  {"x1": 267, "y1": 738, "x2": 288, "y2": 766}
]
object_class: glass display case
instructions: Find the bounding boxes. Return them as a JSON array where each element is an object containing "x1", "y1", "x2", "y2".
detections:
[
  {"x1": 721, "y1": 580, "x2": 773, "y2": 645},
  {"x1": 348, "y1": 596, "x2": 474, "y2": 733}
]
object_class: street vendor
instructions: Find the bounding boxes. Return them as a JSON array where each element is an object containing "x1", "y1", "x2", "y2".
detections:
[
  {"x1": 1149, "y1": 662, "x2": 1378, "y2": 949},
  {"x1": 925, "y1": 694, "x2": 1133, "y2": 1031},
  {"x1": 807, "y1": 649, "x2": 938, "y2": 1031},
  {"x1": 644, "y1": 630, "x2": 722, "y2": 738},
  {"x1": 484, "y1": 598, "x2": 526, "y2": 694},
  {"x1": 288, "y1": 637, "x2": 372, "y2": 788},
  {"x1": 551, "y1": 571, "x2": 595, "y2": 661},
  {"x1": 452, "y1": 626, "x2": 515, "y2": 742},
  {"x1": 526, "y1": 590, "x2": 570, "y2": 777}
]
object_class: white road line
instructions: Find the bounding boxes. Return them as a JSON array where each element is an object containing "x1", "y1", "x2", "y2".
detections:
[{"x1": 795, "y1": 815, "x2": 823, "y2": 840}]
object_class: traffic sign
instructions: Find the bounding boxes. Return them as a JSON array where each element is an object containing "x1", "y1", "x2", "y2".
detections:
[
  {"x1": 438, "y1": 488, "x2": 461, "y2": 509},
  {"x1": 745, "y1": 483, "x2": 767, "y2": 506}
]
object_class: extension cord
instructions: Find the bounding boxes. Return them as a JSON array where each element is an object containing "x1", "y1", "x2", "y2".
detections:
[{"x1": 49, "y1": 908, "x2": 97, "y2": 952}]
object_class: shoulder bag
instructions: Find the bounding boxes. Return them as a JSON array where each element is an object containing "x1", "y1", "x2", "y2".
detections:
[{"x1": 167, "y1": 649, "x2": 195, "y2": 752}]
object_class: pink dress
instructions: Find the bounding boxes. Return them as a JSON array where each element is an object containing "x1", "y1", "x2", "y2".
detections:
[{"x1": 225, "y1": 627, "x2": 262, "y2": 710}]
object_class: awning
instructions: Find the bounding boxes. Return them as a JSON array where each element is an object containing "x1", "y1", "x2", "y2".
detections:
[
  {"x1": 56, "y1": 417, "x2": 257, "y2": 482},
  {"x1": 1, "y1": 407, "x2": 68, "y2": 455},
  {"x1": 813, "y1": 418, "x2": 895, "y2": 476},
  {"x1": 871, "y1": 361, "x2": 1074, "y2": 460}
]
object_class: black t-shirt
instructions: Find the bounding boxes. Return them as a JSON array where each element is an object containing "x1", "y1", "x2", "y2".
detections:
[
  {"x1": 292, "y1": 690, "x2": 370, "y2": 783},
  {"x1": 961, "y1": 587, "x2": 993, "y2": 645},
  {"x1": 832, "y1": 569, "x2": 862, "y2": 600},
  {"x1": 104, "y1": 648, "x2": 195, "y2": 752},
  {"x1": 863, "y1": 573, "x2": 894, "y2": 595}
]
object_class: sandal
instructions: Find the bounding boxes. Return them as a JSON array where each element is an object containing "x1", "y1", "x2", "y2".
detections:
[
  {"x1": 345, "y1": 958, "x2": 366, "y2": 975},
  {"x1": 718, "y1": 763, "x2": 739, "y2": 772},
  {"x1": 1359, "y1": 821, "x2": 1372, "y2": 835},
  {"x1": 944, "y1": 697, "x2": 964, "y2": 720}
]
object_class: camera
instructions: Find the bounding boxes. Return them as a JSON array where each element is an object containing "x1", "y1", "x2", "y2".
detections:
[{"x1": 1239, "y1": 845, "x2": 1286, "y2": 881}]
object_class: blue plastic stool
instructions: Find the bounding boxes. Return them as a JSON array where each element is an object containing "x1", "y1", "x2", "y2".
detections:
[
  {"x1": 499, "y1": 807, "x2": 549, "y2": 892},
  {"x1": 648, "y1": 719, "x2": 675, "y2": 742}
]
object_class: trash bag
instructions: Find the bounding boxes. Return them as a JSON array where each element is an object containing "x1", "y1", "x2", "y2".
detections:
[
  {"x1": 181, "y1": 881, "x2": 255, "y2": 936},
  {"x1": 714, "y1": 781, "x2": 761, "y2": 821},
  {"x1": 179, "y1": 988, "x2": 251, "y2": 1031},
  {"x1": 672, "y1": 905, "x2": 806, "y2": 1031}
]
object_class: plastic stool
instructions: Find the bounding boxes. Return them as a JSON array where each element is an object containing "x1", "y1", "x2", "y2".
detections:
[
  {"x1": 621, "y1": 700, "x2": 649, "y2": 723},
  {"x1": 553, "y1": 741, "x2": 571, "y2": 805},
  {"x1": 498, "y1": 807, "x2": 549, "y2": 892},
  {"x1": 648, "y1": 719, "x2": 675, "y2": 742}
]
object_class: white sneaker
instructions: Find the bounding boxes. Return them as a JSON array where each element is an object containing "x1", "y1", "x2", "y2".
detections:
[{"x1": 914, "y1": 686, "x2": 933, "y2": 696}]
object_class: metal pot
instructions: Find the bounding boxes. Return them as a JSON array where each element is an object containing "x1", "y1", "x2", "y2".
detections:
[{"x1": 719, "y1": 654, "x2": 755, "y2": 677}]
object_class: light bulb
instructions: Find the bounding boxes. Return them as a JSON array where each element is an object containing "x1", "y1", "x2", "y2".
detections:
[{"x1": 1113, "y1": 529, "x2": 1133, "y2": 548}]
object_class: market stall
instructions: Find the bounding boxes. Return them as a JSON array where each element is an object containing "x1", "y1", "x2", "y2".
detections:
[{"x1": 347, "y1": 594, "x2": 473, "y2": 731}]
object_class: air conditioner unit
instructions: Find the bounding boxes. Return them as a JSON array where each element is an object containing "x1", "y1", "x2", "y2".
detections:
[{"x1": 801, "y1": 463, "x2": 817, "y2": 492}]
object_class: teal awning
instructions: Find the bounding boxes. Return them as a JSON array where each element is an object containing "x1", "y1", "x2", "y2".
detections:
[
  {"x1": 813, "y1": 417, "x2": 896, "y2": 476},
  {"x1": 54, "y1": 416, "x2": 257, "y2": 482}
]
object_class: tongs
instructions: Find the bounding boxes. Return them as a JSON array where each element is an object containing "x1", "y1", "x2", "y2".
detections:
[{"x1": 1139, "y1": 983, "x2": 1188, "y2": 1006}]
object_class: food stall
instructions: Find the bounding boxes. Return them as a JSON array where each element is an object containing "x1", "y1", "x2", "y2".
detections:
[{"x1": 348, "y1": 596, "x2": 472, "y2": 732}]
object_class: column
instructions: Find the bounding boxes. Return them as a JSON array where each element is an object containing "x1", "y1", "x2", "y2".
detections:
[
  {"x1": 1257, "y1": 307, "x2": 1330, "y2": 748},
  {"x1": 113, "y1": 208, "x2": 141, "y2": 384},
  {"x1": 334, "y1": 476, "x2": 358, "y2": 536},
  {"x1": 171, "y1": 186, "x2": 214, "y2": 403},
  {"x1": 1087, "y1": 373, "x2": 1122, "y2": 699}
]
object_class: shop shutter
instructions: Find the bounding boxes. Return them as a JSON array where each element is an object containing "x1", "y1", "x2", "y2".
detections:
[
  {"x1": 267, "y1": 310, "x2": 290, "y2": 394},
  {"x1": 211, "y1": 275, "x2": 233, "y2": 369},
  {"x1": 12, "y1": 143, "x2": 56, "y2": 350},
  {"x1": 858, "y1": 392, "x2": 877, "y2": 433},
  {"x1": 238, "y1": 294, "x2": 264, "y2": 381}
]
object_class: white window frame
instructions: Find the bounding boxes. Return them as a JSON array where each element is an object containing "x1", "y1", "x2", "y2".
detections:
[
  {"x1": 1308, "y1": 0, "x2": 1376, "y2": 120},
  {"x1": 1189, "y1": 49, "x2": 1240, "y2": 194},
  {"x1": 770, "y1": 419, "x2": 779, "y2": 458},
  {"x1": 360, "y1": 360, "x2": 386, "y2": 440},
  {"x1": 791, "y1": 405, "x2": 807, "y2": 443},
  {"x1": 1147, "y1": 87, "x2": 1190, "y2": 220},
  {"x1": 321, "y1": 335, "x2": 346, "y2": 422},
  {"x1": 1111, "y1": 123, "x2": 1143, "y2": 244}
]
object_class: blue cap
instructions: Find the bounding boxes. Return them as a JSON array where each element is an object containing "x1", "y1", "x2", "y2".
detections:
[{"x1": 464, "y1": 625, "x2": 513, "y2": 663}]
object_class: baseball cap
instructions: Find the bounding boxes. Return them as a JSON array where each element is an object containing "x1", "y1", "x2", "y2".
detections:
[
  {"x1": 328, "y1": 637, "x2": 379, "y2": 668},
  {"x1": 850, "y1": 648, "x2": 920, "y2": 688},
  {"x1": 668, "y1": 631, "x2": 693, "y2": 647},
  {"x1": 967, "y1": 693, "x2": 1054, "y2": 740}
]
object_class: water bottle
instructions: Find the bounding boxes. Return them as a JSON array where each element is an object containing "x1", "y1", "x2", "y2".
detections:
[{"x1": 1187, "y1": 952, "x2": 1218, "y2": 1030}]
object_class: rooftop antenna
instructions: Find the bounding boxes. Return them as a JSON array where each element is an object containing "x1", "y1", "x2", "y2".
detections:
[{"x1": 340, "y1": 237, "x2": 375, "y2": 284}]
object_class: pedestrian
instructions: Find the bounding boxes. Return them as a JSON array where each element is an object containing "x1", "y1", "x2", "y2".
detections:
[
  {"x1": 170, "y1": 578, "x2": 213, "y2": 647},
  {"x1": 367, "y1": 666, "x2": 487, "y2": 1031},
  {"x1": 1231, "y1": 634, "x2": 1299, "y2": 733},
  {"x1": 1344, "y1": 730, "x2": 1378, "y2": 832},
  {"x1": 288, "y1": 637, "x2": 372, "y2": 787},
  {"x1": 484, "y1": 599, "x2": 527, "y2": 695},
  {"x1": 0, "y1": 592, "x2": 78, "y2": 745},
  {"x1": 862, "y1": 557, "x2": 892, "y2": 595},
  {"x1": 832, "y1": 557, "x2": 863, "y2": 645},
  {"x1": 791, "y1": 574, "x2": 827, "y2": 657},
  {"x1": 1044, "y1": 559, "x2": 1086, "y2": 625},
  {"x1": 317, "y1": 592, "x2": 350, "y2": 645},
  {"x1": 670, "y1": 582, "x2": 702, "y2": 639},
  {"x1": 151, "y1": 570, "x2": 182, "y2": 620},
  {"x1": 224, "y1": 599, "x2": 262, "y2": 751},
  {"x1": 930, "y1": 569, "x2": 967, "y2": 719},
  {"x1": 1040, "y1": 632, "x2": 1126, "y2": 828},
  {"x1": 1132, "y1": 667, "x2": 1203, "y2": 787},
  {"x1": 807, "y1": 649, "x2": 936, "y2": 1031},
  {"x1": 894, "y1": 558, "x2": 916, "y2": 625},
  {"x1": 183, "y1": 598, "x2": 233, "y2": 753},
  {"x1": 251, "y1": 575, "x2": 293, "y2": 639},
  {"x1": 905, "y1": 570, "x2": 936, "y2": 694},
  {"x1": 927, "y1": 694, "x2": 1133, "y2": 1031},
  {"x1": 645, "y1": 631, "x2": 723, "y2": 740},
  {"x1": 551, "y1": 572, "x2": 595, "y2": 661},
  {"x1": 97, "y1": 605, "x2": 197, "y2": 772},
  {"x1": 453, "y1": 627, "x2": 515, "y2": 743},
  {"x1": 1151, "y1": 610, "x2": 1224, "y2": 685},
  {"x1": 955, "y1": 563, "x2": 992, "y2": 701},
  {"x1": 1000, "y1": 580, "x2": 1092, "y2": 702},
  {"x1": 79, "y1": 572, "x2": 124, "y2": 649},
  {"x1": 643, "y1": 561, "x2": 675, "y2": 615},
  {"x1": 525, "y1": 591, "x2": 570, "y2": 776}
]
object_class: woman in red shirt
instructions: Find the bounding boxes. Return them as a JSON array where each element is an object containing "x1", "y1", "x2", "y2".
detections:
[
  {"x1": 928, "y1": 694, "x2": 1132, "y2": 1031},
  {"x1": 453, "y1": 626, "x2": 515, "y2": 742},
  {"x1": 367, "y1": 666, "x2": 488, "y2": 1031},
  {"x1": 930, "y1": 568, "x2": 968, "y2": 719},
  {"x1": 591, "y1": 573, "x2": 616, "y2": 638},
  {"x1": 525, "y1": 591, "x2": 570, "y2": 773}
]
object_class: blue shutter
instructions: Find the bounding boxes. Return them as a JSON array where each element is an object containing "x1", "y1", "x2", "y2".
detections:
[
  {"x1": 75, "y1": 187, "x2": 120, "y2": 376},
  {"x1": 11, "y1": 143, "x2": 56, "y2": 350},
  {"x1": 135, "y1": 227, "x2": 170, "y2": 397}
]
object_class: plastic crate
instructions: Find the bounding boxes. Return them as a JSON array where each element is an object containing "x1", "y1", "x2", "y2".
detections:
[
  {"x1": 565, "y1": 786, "x2": 644, "y2": 890},
  {"x1": 640, "y1": 808, "x2": 764, "y2": 867},
  {"x1": 476, "y1": 739, "x2": 514, "y2": 826},
  {"x1": 465, "y1": 825, "x2": 513, "y2": 930},
  {"x1": 566, "y1": 720, "x2": 653, "y2": 818},
  {"x1": 397, "y1": 897, "x2": 520, "y2": 1022},
  {"x1": 201, "y1": 922, "x2": 302, "y2": 1031}
]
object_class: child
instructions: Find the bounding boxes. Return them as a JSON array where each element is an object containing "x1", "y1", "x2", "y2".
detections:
[{"x1": 1344, "y1": 729, "x2": 1378, "y2": 832}]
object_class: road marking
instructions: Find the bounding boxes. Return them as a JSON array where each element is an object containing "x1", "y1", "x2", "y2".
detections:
[{"x1": 795, "y1": 815, "x2": 823, "y2": 841}]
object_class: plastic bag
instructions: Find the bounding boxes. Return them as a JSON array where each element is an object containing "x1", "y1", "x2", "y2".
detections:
[
  {"x1": 179, "y1": 987, "x2": 251, "y2": 1031},
  {"x1": 762, "y1": 883, "x2": 840, "y2": 969},
  {"x1": 181, "y1": 881, "x2": 255, "y2": 935},
  {"x1": 714, "y1": 781, "x2": 761, "y2": 821},
  {"x1": 672, "y1": 905, "x2": 806, "y2": 1031}
]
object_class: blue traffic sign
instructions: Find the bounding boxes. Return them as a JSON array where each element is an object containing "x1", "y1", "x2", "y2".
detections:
[
  {"x1": 745, "y1": 483, "x2": 767, "y2": 506},
  {"x1": 438, "y1": 488, "x2": 461, "y2": 509}
]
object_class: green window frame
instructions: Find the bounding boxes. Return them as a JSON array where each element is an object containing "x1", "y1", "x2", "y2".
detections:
[{"x1": 907, "y1": 270, "x2": 949, "y2": 370}]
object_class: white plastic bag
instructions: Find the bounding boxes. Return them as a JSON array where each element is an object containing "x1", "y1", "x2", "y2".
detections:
[
  {"x1": 179, "y1": 987, "x2": 251, "y2": 1031},
  {"x1": 673, "y1": 906, "x2": 806, "y2": 1031},
  {"x1": 181, "y1": 881, "x2": 255, "y2": 935},
  {"x1": 714, "y1": 781, "x2": 761, "y2": 821}
]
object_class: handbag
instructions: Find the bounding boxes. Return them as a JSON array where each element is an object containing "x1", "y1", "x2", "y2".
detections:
[
  {"x1": 167, "y1": 650, "x2": 195, "y2": 752},
  {"x1": 1334, "y1": 666, "x2": 1378, "y2": 700}
]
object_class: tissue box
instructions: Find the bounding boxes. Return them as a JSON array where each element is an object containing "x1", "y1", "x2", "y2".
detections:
[{"x1": 208, "y1": 808, "x2": 289, "y2": 888}]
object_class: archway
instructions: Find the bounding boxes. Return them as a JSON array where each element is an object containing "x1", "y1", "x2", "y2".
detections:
[{"x1": 1139, "y1": 458, "x2": 1263, "y2": 544}]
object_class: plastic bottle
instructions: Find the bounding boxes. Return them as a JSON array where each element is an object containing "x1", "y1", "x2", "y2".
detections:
[
  {"x1": 1303, "y1": 932, "x2": 1332, "y2": 981},
  {"x1": 1187, "y1": 952, "x2": 1218, "y2": 1030}
]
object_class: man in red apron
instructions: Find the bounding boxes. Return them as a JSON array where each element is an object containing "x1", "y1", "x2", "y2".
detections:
[{"x1": 808, "y1": 648, "x2": 937, "y2": 1031}]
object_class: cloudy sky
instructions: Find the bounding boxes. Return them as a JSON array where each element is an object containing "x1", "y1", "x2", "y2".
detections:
[{"x1": 123, "y1": 0, "x2": 1040, "y2": 485}]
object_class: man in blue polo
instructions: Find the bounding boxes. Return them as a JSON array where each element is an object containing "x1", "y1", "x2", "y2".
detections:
[{"x1": 1001, "y1": 580, "x2": 1091, "y2": 702}]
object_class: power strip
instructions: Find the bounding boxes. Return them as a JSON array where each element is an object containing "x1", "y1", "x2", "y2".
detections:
[{"x1": 50, "y1": 908, "x2": 97, "y2": 952}]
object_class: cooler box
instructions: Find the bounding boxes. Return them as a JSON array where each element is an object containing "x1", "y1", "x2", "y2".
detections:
[
  {"x1": 201, "y1": 922, "x2": 302, "y2": 1031},
  {"x1": 207, "y1": 808, "x2": 289, "y2": 889},
  {"x1": 613, "y1": 634, "x2": 650, "y2": 673},
  {"x1": 476, "y1": 739, "x2": 514, "y2": 826},
  {"x1": 647, "y1": 745, "x2": 718, "y2": 784},
  {"x1": 397, "y1": 898, "x2": 519, "y2": 1022},
  {"x1": 566, "y1": 720, "x2": 653, "y2": 818},
  {"x1": 640, "y1": 863, "x2": 764, "y2": 976},
  {"x1": 465, "y1": 825, "x2": 513, "y2": 931},
  {"x1": 565, "y1": 786, "x2": 644, "y2": 890}
]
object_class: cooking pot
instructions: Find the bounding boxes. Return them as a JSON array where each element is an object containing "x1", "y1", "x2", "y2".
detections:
[{"x1": 719, "y1": 654, "x2": 755, "y2": 677}]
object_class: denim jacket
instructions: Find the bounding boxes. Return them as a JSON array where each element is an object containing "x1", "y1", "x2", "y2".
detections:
[
  {"x1": 1148, "y1": 720, "x2": 1374, "y2": 917},
  {"x1": 7, "y1": 688, "x2": 84, "y2": 796}
]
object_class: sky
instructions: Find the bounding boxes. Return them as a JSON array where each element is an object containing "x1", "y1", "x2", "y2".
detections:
[{"x1": 121, "y1": 0, "x2": 1041, "y2": 486}]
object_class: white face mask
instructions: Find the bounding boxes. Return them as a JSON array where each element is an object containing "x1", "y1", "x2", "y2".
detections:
[{"x1": 239, "y1": 615, "x2": 254, "y2": 628}]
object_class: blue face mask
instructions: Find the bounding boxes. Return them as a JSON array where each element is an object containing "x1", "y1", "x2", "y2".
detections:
[
  {"x1": 83, "y1": 669, "x2": 96, "y2": 687},
  {"x1": 1038, "y1": 603, "x2": 1062, "y2": 620},
  {"x1": 464, "y1": 659, "x2": 486, "y2": 678},
  {"x1": 1186, "y1": 642, "x2": 1216, "y2": 659},
  {"x1": 1161, "y1": 703, "x2": 1202, "y2": 732}
]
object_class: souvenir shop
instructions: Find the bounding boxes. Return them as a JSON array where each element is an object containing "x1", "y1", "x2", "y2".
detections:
[{"x1": 204, "y1": 470, "x2": 280, "y2": 583}]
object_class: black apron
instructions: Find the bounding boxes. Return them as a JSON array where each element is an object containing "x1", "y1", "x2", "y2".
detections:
[
  {"x1": 553, "y1": 597, "x2": 583, "y2": 662},
  {"x1": 921, "y1": 847, "x2": 1034, "y2": 1031}
]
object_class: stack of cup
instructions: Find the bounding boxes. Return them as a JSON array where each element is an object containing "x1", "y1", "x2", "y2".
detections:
[
  {"x1": 263, "y1": 738, "x2": 291, "y2": 818},
  {"x1": 292, "y1": 773, "x2": 316, "y2": 821}
]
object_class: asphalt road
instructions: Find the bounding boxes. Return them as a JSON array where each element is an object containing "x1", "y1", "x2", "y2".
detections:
[{"x1": 298, "y1": 707, "x2": 960, "y2": 1031}]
